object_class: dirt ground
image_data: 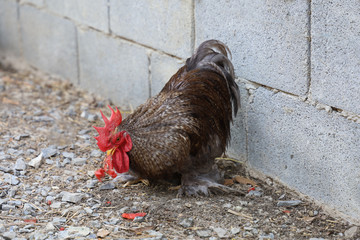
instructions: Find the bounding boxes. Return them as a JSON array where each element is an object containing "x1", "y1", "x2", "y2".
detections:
[{"x1": 0, "y1": 65, "x2": 358, "y2": 240}]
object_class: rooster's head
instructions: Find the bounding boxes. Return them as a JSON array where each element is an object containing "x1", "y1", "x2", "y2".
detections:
[{"x1": 93, "y1": 105, "x2": 132, "y2": 181}]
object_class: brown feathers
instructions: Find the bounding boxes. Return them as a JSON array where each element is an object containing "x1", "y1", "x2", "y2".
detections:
[{"x1": 118, "y1": 40, "x2": 240, "y2": 194}]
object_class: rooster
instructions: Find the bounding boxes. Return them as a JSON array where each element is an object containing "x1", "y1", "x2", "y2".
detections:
[{"x1": 93, "y1": 40, "x2": 241, "y2": 196}]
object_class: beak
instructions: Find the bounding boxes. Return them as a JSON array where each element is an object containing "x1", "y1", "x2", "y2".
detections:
[{"x1": 106, "y1": 147, "x2": 117, "y2": 156}]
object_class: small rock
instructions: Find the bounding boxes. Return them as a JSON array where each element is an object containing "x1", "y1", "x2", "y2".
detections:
[
  {"x1": 33, "y1": 116, "x2": 54, "y2": 122},
  {"x1": 90, "y1": 149, "x2": 102, "y2": 158},
  {"x1": 14, "y1": 158, "x2": 27, "y2": 171},
  {"x1": 233, "y1": 206, "x2": 243, "y2": 212},
  {"x1": 0, "y1": 151, "x2": 11, "y2": 161},
  {"x1": 14, "y1": 134, "x2": 30, "y2": 141},
  {"x1": 61, "y1": 192, "x2": 85, "y2": 203},
  {"x1": 72, "y1": 157, "x2": 87, "y2": 166},
  {"x1": 2, "y1": 231, "x2": 17, "y2": 239},
  {"x1": 85, "y1": 180, "x2": 98, "y2": 189},
  {"x1": 7, "y1": 148, "x2": 23, "y2": 156},
  {"x1": 277, "y1": 200, "x2": 302, "y2": 207},
  {"x1": 66, "y1": 106, "x2": 77, "y2": 117},
  {"x1": 45, "y1": 159, "x2": 53, "y2": 165},
  {"x1": 50, "y1": 201, "x2": 62, "y2": 209},
  {"x1": 133, "y1": 216, "x2": 145, "y2": 222},
  {"x1": 213, "y1": 227, "x2": 228, "y2": 238},
  {"x1": 196, "y1": 229, "x2": 212, "y2": 238},
  {"x1": 144, "y1": 230, "x2": 164, "y2": 240},
  {"x1": 78, "y1": 129, "x2": 91, "y2": 135},
  {"x1": 41, "y1": 146, "x2": 58, "y2": 158},
  {"x1": 99, "y1": 182, "x2": 116, "y2": 190},
  {"x1": 108, "y1": 218, "x2": 121, "y2": 225},
  {"x1": 8, "y1": 200, "x2": 22, "y2": 206},
  {"x1": 97, "y1": 229, "x2": 110, "y2": 238},
  {"x1": 52, "y1": 217, "x2": 67, "y2": 225},
  {"x1": 222, "y1": 203, "x2": 232, "y2": 208},
  {"x1": 88, "y1": 220, "x2": 101, "y2": 228},
  {"x1": 28, "y1": 153, "x2": 44, "y2": 169},
  {"x1": 23, "y1": 203, "x2": 35, "y2": 214},
  {"x1": 179, "y1": 218, "x2": 194, "y2": 228},
  {"x1": 1, "y1": 204, "x2": 16, "y2": 211},
  {"x1": 278, "y1": 194, "x2": 286, "y2": 200},
  {"x1": 345, "y1": 226, "x2": 358, "y2": 239},
  {"x1": 45, "y1": 222, "x2": 56, "y2": 231},
  {"x1": 247, "y1": 190, "x2": 263, "y2": 197},
  {"x1": 81, "y1": 111, "x2": 98, "y2": 122},
  {"x1": 259, "y1": 233, "x2": 275, "y2": 240},
  {"x1": 230, "y1": 227, "x2": 241, "y2": 236},
  {"x1": 4, "y1": 173, "x2": 20, "y2": 185},
  {"x1": 62, "y1": 152, "x2": 74, "y2": 159},
  {"x1": 84, "y1": 207, "x2": 93, "y2": 214},
  {"x1": 68, "y1": 226, "x2": 91, "y2": 237}
]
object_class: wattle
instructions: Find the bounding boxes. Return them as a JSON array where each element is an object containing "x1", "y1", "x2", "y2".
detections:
[{"x1": 112, "y1": 147, "x2": 130, "y2": 173}]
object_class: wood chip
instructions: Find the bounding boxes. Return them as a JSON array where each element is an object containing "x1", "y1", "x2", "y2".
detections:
[
  {"x1": 233, "y1": 175, "x2": 257, "y2": 186},
  {"x1": 224, "y1": 179, "x2": 234, "y2": 186},
  {"x1": 227, "y1": 209, "x2": 253, "y2": 219},
  {"x1": 97, "y1": 229, "x2": 110, "y2": 238},
  {"x1": 2, "y1": 97, "x2": 19, "y2": 105}
]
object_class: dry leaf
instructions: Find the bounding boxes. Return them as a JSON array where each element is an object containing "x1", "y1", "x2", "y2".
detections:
[
  {"x1": 97, "y1": 229, "x2": 110, "y2": 238},
  {"x1": 233, "y1": 175, "x2": 257, "y2": 186},
  {"x1": 303, "y1": 216, "x2": 316, "y2": 223},
  {"x1": 224, "y1": 178, "x2": 234, "y2": 186},
  {"x1": 2, "y1": 97, "x2": 19, "y2": 105}
]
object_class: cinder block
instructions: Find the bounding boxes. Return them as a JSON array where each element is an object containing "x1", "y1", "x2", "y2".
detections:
[
  {"x1": 110, "y1": 0, "x2": 193, "y2": 58},
  {"x1": 247, "y1": 87, "x2": 360, "y2": 220},
  {"x1": 311, "y1": 0, "x2": 360, "y2": 115},
  {"x1": 45, "y1": 0, "x2": 108, "y2": 32},
  {"x1": 20, "y1": 5, "x2": 77, "y2": 82},
  {"x1": 227, "y1": 81, "x2": 247, "y2": 161},
  {"x1": 195, "y1": 0, "x2": 309, "y2": 96},
  {"x1": 150, "y1": 51, "x2": 184, "y2": 96},
  {"x1": 78, "y1": 29, "x2": 149, "y2": 108},
  {"x1": 20, "y1": 0, "x2": 44, "y2": 7},
  {"x1": 0, "y1": 0, "x2": 21, "y2": 57}
]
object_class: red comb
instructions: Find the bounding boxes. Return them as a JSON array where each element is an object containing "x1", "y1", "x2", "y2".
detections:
[{"x1": 93, "y1": 105, "x2": 122, "y2": 151}]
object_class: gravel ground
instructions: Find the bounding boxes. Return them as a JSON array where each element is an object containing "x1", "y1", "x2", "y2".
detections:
[{"x1": 0, "y1": 65, "x2": 359, "y2": 240}]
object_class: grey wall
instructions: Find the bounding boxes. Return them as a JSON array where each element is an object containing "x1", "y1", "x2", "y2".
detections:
[{"x1": 1, "y1": 0, "x2": 359, "y2": 222}]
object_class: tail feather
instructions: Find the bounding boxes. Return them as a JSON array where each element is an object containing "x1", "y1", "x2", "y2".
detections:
[{"x1": 186, "y1": 40, "x2": 240, "y2": 117}]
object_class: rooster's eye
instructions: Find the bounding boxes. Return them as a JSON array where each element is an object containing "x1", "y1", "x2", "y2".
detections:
[{"x1": 116, "y1": 137, "x2": 120, "y2": 141}]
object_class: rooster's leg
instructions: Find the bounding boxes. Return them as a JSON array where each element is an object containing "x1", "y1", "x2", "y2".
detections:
[
  {"x1": 113, "y1": 172, "x2": 149, "y2": 187},
  {"x1": 178, "y1": 166, "x2": 245, "y2": 197}
]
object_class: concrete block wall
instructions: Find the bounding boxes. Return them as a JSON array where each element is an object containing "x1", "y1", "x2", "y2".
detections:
[{"x1": 1, "y1": 0, "x2": 359, "y2": 223}]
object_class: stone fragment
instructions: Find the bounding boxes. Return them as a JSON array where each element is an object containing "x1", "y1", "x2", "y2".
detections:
[
  {"x1": 14, "y1": 134, "x2": 30, "y2": 141},
  {"x1": 28, "y1": 153, "x2": 43, "y2": 169},
  {"x1": 72, "y1": 157, "x2": 87, "y2": 165},
  {"x1": 345, "y1": 226, "x2": 358, "y2": 239},
  {"x1": 4, "y1": 173, "x2": 20, "y2": 185},
  {"x1": 14, "y1": 158, "x2": 27, "y2": 171},
  {"x1": 90, "y1": 149, "x2": 102, "y2": 157},
  {"x1": 213, "y1": 227, "x2": 228, "y2": 238},
  {"x1": 32, "y1": 116, "x2": 54, "y2": 122},
  {"x1": 196, "y1": 229, "x2": 212, "y2": 238},
  {"x1": 62, "y1": 152, "x2": 74, "y2": 159},
  {"x1": 61, "y1": 192, "x2": 85, "y2": 203},
  {"x1": 277, "y1": 200, "x2": 302, "y2": 207},
  {"x1": 67, "y1": 226, "x2": 91, "y2": 237},
  {"x1": 97, "y1": 229, "x2": 110, "y2": 238},
  {"x1": 41, "y1": 146, "x2": 58, "y2": 158},
  {"x1": 230, "y1": 227, "x2": 241, "y2": 236},
  {"x1": 179, "y1": 218, "x2": 194, "y2": 228},
  {"x1": 99, "y1": 182, "x2": 115, "y2": 190}
]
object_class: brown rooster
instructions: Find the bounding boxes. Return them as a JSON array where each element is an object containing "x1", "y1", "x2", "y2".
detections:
[{"x1": 94, "y1": 40, "x2": 241, "y2": 196}]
